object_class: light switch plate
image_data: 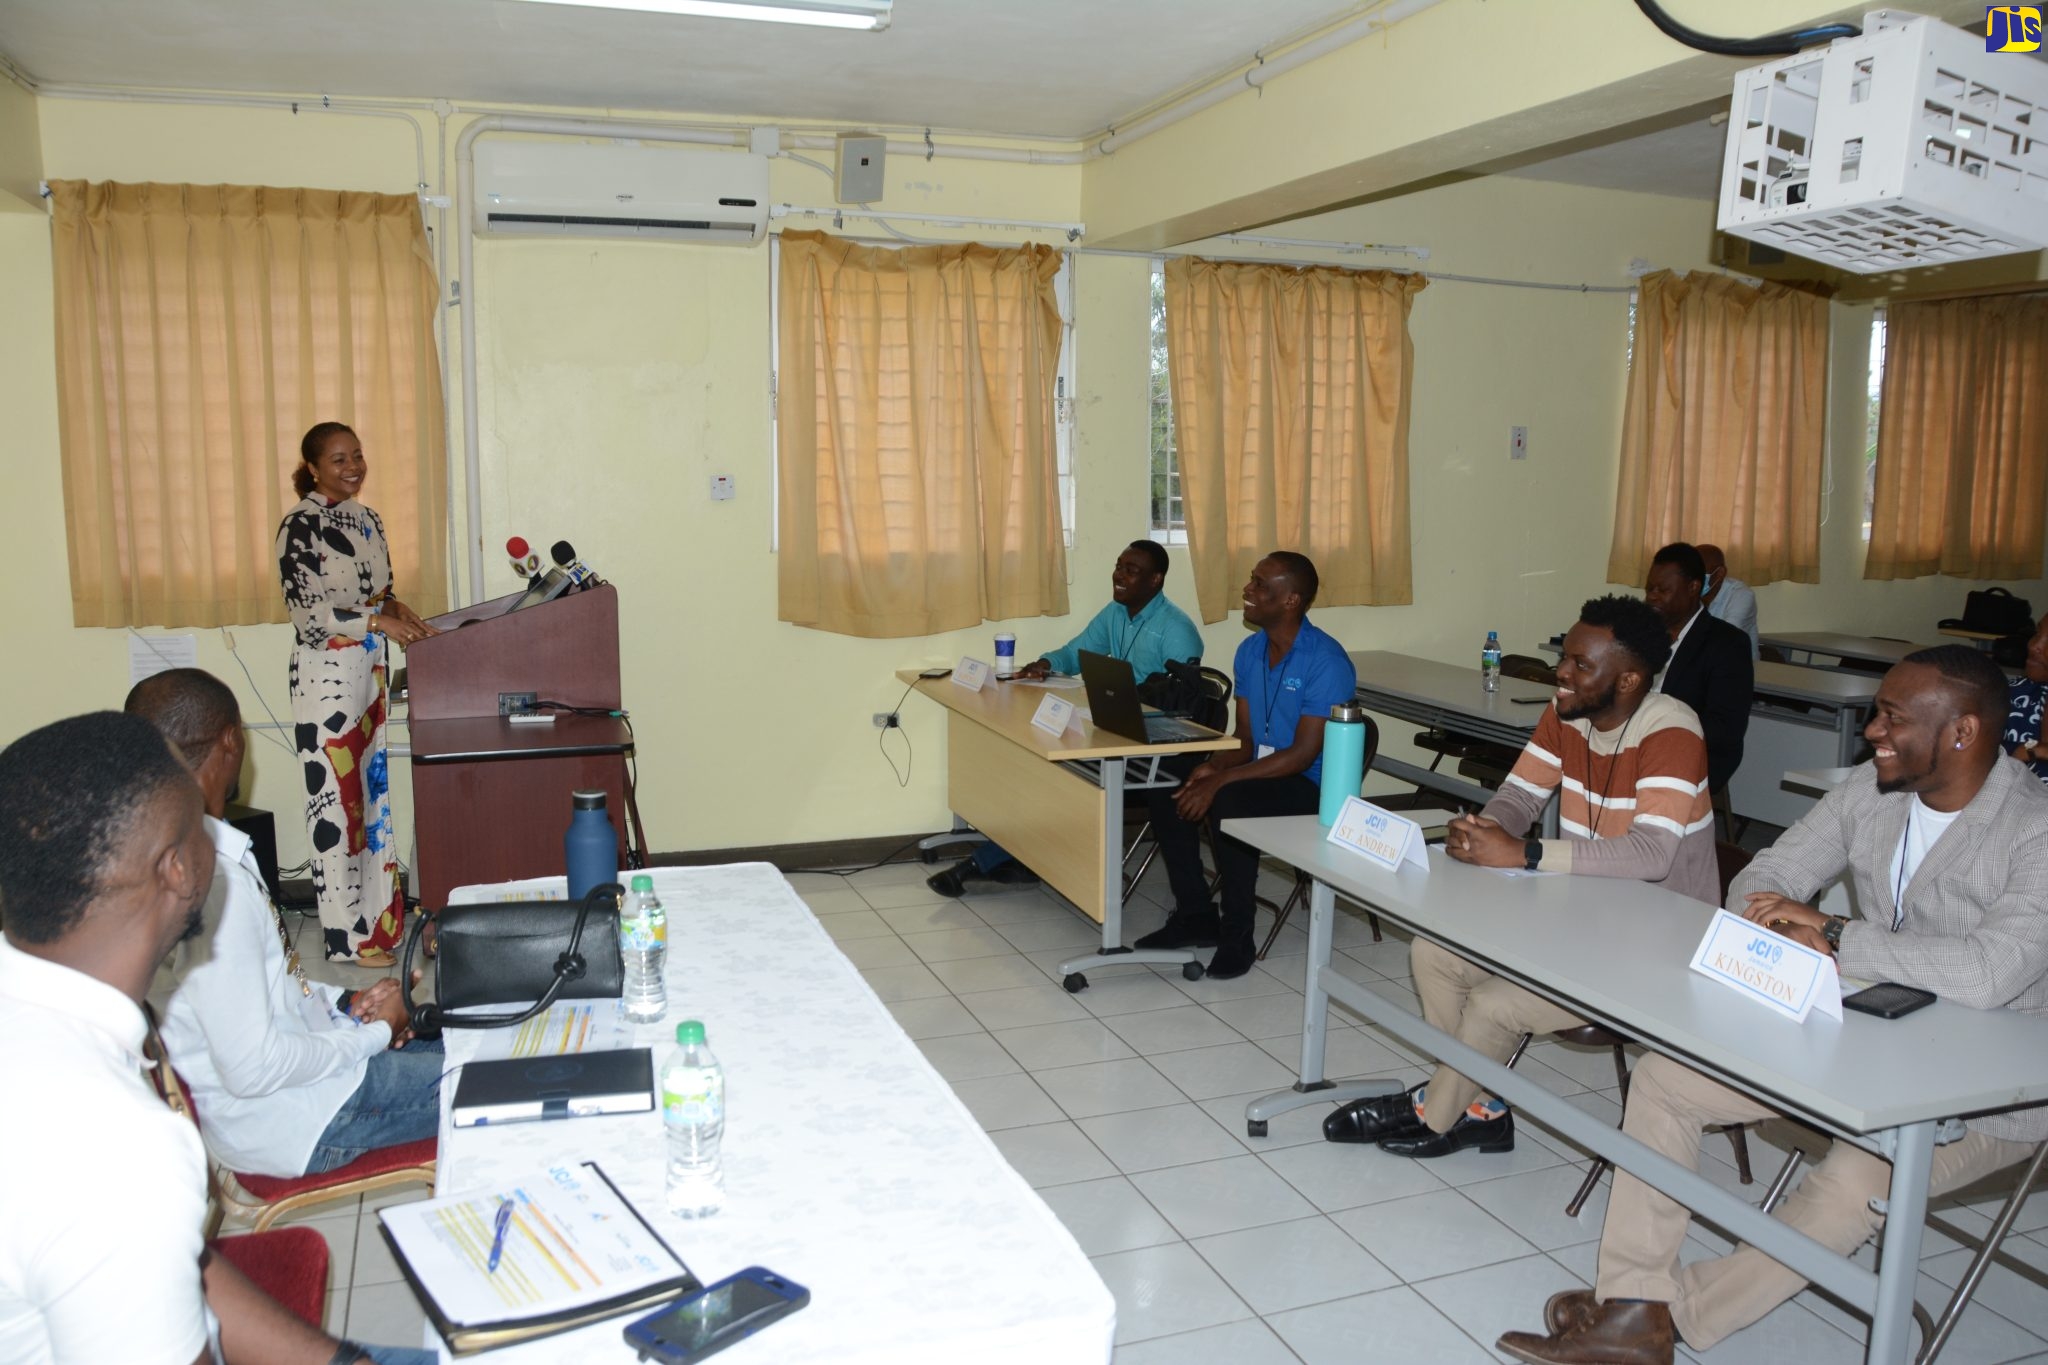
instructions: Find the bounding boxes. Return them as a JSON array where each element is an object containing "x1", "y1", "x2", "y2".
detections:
[
  {"x1": 711, "y1": 474, "x2": 736, "y2": 501},
  {"x1": 1510, "y1": 426, "x2": 1529, "y2": 460}
]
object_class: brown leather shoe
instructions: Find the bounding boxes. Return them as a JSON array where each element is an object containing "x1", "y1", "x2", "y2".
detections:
[
  {"x1": 1496, "y1": 1299, "x2": 1674, "y2": 1365},
  {"x1": 1544, "y1": 1288, "x2": 1598, "y2": 1336}
]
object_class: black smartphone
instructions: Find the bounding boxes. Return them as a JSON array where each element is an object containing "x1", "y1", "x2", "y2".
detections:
[
  {"x1": 624, "y1": 1267, "x2": 810, "y2": 1364},
  {"x1": 1842, "y1": 982, "x2": 1937, "y2": 1019}
]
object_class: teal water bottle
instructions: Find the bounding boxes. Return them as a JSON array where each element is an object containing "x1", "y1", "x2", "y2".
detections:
[{"x1": 1319, "y1": 701, "x2": 1368, "y2": 826}]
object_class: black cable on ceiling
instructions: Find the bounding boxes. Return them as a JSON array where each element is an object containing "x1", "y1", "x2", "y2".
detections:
[{"x1": 1633, "y1": 0, "x2": 1859, "y2": 58}]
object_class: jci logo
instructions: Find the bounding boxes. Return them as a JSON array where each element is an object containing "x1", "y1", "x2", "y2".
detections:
[{"x1": 1987, "y1": 5, "x2": 2043, "y2": 51}]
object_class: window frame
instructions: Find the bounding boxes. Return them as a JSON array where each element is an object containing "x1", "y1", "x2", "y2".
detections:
[{"x1": 1148, "y1": 257, "x2": 1187, "y2": 546}]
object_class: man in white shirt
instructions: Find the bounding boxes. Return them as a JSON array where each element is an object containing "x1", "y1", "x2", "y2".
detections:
[
  {"x1": 0, "y1": 711, "x2": 429, "y2": 1365},
  {"x1": 127, "y1": 668, "x2": 441, "y2": 1178},
  {"x1": 1698, "y1": 544, "x2": 1760, "y2": 660}
]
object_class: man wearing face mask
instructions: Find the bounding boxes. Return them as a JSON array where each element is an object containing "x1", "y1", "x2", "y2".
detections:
[
  {"x1": 1644, "y1": 542, "x2": 1753, "y2": 796},
  {"x1": 1497, "y1": 646, "x2": 2048, "y2": 1365},
  {"x1": 1697, "y1": 544, "x2": 1759, "y2": 661}
]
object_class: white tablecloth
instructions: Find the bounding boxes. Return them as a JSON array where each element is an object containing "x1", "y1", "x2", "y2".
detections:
[{"x1": 430, "y1": 864, "x2": 1114, "y2": 1363}]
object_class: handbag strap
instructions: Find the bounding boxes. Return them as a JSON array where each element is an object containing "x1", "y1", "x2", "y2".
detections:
[{"x1": 405, "y1": 881, "x2": 623, "y2": 1035}]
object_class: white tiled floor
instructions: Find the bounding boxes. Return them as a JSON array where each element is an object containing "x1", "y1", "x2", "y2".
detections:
[{"x1": 264, "y1": 859, "x2": 2048, "y2": 1363}]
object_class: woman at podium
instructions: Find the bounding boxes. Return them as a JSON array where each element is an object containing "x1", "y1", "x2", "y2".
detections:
[{"x1": 275, "y1": 422, "x2": 439, "y2": 965}]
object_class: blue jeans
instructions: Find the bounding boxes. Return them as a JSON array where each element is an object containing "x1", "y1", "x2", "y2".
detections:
[
  {"x1": 361, "y1": 1346, "x2": 436, "y2": 1365},
  {"x1": 307, "y1": 1037, "x2": 446, "y2": 1174}
]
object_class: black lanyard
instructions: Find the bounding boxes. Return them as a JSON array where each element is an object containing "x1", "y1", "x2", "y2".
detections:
[
  {"x1": 1258, "y1": 636, "x2": 1300, "y2": 748},
  {"x1": 1581, "y1": 710, "x2": 1638, "y2": 832}
]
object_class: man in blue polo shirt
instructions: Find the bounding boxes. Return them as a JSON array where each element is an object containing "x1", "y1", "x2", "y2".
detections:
[
  {"x1": 1138, "y1": 551, "x2": 1356, "y2": 979},
  {"x1": 927, "y1": 540, "x2": 1205, "y2": 898}
]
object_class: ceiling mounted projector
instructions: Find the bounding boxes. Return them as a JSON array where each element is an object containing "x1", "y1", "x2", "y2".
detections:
[{"x1": 1717, "y1": 9, "x2": 2048, "y2": 273}]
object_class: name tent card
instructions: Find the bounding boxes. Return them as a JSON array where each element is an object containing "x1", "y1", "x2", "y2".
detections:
[
  {"x1": 1688, "y1": 909, "x2": 1843, "y2": 1024},
  {"x1": 1030, "y1": 692, "x2": 1080, "y2": 736},
  {"x1": 952, "y1": 657, "x2": 992, "y2": 692},
  {"x1": 1327, "y1": 796, "x2": 1430, "y2": 873}
]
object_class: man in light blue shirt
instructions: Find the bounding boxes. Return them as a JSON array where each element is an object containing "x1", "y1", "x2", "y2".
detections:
[
  {"x1": 1698, "y1": 544, "x2": 1759, "y2": 660},
  {"x1": 1014, "y1": 540, "x2": 1205, "y2": 683},
  {"x1": 927, "y1": 540, "x2": 1204, "y2": 898}
]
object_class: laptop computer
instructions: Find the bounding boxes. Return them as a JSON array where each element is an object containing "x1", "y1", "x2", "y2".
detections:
[
  {"x1": 1077, "y1": 650, "x2": 1218, "y2": 745},
  {"x1": 451, "y1": 1047, "x2": 656, "y2": 1128}
]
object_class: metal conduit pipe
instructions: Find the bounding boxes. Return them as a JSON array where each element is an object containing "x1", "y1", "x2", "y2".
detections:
[{"x1": 1096, "y1": 0, "x2": 1444, "y2": 156}]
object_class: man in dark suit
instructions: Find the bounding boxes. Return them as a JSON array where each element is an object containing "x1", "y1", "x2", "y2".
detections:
[{"x1": 1644, "y1": 542, "x2": 1753, "y2": 794}]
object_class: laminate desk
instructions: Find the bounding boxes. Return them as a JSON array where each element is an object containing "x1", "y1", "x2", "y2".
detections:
[
  {"x1": 432, "y1": 864, "x2": 1116, "y2": 1363},
  {"x1": 1348, "y1": 650, "x2": 1555, "y2": 823},
  {"x1": 898, "y1": 672, "x2": 1234, "y2": 988},
  {"x1": 1224, "y1": 814, "x2": 2048, "y2": 1365},
  {"x1": 1761, "y1": 632, "x2": 1932, "y2": 671},
  {"x1": 1731, "y1": 663, "x2": 1880, "y2": 827}
]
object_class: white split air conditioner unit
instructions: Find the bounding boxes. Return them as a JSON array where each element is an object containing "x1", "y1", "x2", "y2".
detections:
[
  {"x1": 1717, "y1": 9, "x2": 2048, "y2": 273},
  {"x1": 474, "y1": 141, "x2": 769, "y2": 245}
]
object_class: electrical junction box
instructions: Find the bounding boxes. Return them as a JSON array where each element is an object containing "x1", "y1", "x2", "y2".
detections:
[
  {"x1": 835, "y1": 133, "x2": 887, "y2": 204},
  {"x1": 1717, "y1": 9, "x2": 2048, "y2": 273}
]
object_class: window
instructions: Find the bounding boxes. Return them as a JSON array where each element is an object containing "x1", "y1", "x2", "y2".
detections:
[
  {"x1": 1863, "y1": 309, "x2": 1886, "y2": 541},
  {"x1": 1148, "y1": 259, "x2": 1184, "y2": 543},
  {"x1": 770, "y1": 239, "x2": 1075, "y2": 554}
]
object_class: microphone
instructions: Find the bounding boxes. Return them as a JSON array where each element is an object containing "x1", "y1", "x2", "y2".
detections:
[
  {"x1": 551, "y1": 540, "x2": 599, "y2": 588},
  {"x1": 505, "y1": 536, "x2": 541, "y2": 579}
]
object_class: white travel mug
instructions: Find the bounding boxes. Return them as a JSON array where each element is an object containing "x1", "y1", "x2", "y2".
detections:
[{"x1": 994, "y1": 633, "x2": 1017, "y2": 676}]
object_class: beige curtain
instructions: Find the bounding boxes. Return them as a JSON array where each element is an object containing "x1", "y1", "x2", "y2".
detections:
[
  {"x1": 50, "y1": 180, "x2": 449, "y2": 628},
  {"x1": 1865, "y1": 293, "x2": 2048, "y2": 582},
  {"x1": 1163, "y1": 256, "x2": 1424, "y2": 624},
  {"x1": 1605, "y1": 271, "x2": 1829, "y2": 588},
  {"x1": 776, "y1": 230, "x2": 1068, "y2": 638}
]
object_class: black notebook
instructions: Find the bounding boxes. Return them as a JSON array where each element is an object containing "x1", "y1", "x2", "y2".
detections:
[{"x1": 450, "y1": 1047, "x2": 655, "y2": 1128}]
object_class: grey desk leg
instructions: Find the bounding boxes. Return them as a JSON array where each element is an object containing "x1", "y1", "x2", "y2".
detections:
[
  {"x1": 1836, "y1": 705, "x2": 1861, "y2": 767},
  {"x1": 1243, "y1": 877, "x2": 1395, "y2": 1136},
  {"x1": 1057, "y1": 758, "x2": 1203, "y2": 993},
  {"x1": 1868, "y1": 1120, "x2": 1935, "y2": 1365}
]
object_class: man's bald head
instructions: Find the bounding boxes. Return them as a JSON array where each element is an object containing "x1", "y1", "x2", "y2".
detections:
[{"x1": 124, "y1": 669, "x2": 240, "y2": 767}]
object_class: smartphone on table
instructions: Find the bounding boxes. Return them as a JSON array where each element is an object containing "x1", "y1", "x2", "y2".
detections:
[
  {"x1": 1842, "y1": 982, "x2": 1937, "y2": 1019},
  {"x1": 624, "y1": 1266, "x2": 809, "y2": 1364}
]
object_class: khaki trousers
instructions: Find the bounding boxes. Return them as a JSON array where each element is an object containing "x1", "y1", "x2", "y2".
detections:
[
  {"x1": 1596, "y1": 1054, "x2": 2033, "y2": 1352},
  {"x1": 1411, "y1": 939, "x2": 1587, "y2": 1133}
]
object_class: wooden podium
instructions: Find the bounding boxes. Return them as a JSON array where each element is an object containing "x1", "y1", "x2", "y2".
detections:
[{"x1": 406, "y1": 584, "x2": 636, "y2": 909}]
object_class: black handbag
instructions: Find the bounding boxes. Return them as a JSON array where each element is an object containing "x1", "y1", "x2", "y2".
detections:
[
  {"x1": 1962, "y1": 587, "x2": 2034, "y2": 636},
  {"x1": 402, "y1": 882, "x2": 625, "y2": 1037}
]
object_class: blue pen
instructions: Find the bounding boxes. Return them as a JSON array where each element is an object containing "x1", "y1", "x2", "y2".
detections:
[{"x1": 486, "y1": 1198, "x2": 514, "y2": 1273}]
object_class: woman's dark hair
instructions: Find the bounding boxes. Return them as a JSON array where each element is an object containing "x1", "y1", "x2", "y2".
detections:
[{"x1": 294, "y1": 421, "x2": 357, "y2": 499}]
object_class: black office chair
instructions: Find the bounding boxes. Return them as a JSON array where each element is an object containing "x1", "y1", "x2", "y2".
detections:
[{"x1": 1120, "y1": 664, "x2": 1232, "y2": 898}]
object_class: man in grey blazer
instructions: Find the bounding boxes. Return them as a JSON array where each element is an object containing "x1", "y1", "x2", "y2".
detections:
[{"x1": 1498, "y1": 645, "x2": 2048, "y2": 1365}]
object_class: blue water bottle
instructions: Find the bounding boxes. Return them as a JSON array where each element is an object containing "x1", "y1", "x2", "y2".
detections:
[
  {"x1": 565, "y1": 789, "x2": 616, "y2": 900},
  {"x1": 1319, "y1": 701, "x2": 1368, "y2": 826}
]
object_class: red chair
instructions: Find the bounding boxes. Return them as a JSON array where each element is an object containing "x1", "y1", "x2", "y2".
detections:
[
  {"x1": 142, "y1": 1007, "x2": 437, "y2": 1233},
  {"x1": 210, "y1": 1227, "x2": 330, "y2": 1326}
]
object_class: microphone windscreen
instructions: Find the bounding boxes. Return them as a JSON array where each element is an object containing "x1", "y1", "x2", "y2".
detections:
[
  {"x1": 507, "y1": 536, "x2": 530, "y2": 558},
  {"x1": 551, "y1": 541, "x2": 576, "y2": 566}
]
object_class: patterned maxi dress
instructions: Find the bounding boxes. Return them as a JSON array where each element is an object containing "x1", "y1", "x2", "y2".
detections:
[{"x1": 276, "y1": 493, "x2": 405, "y2": 961}]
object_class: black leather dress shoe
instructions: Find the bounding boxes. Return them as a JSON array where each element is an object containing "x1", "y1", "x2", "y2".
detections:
[
  {"x1": 925, "y1": 860, "x2": 972, "y2": 898},
  {"x1": 1322, "y1": 1087, "x2": 1427, "y2": 1144},
  {"x1": 1203, "y1": 943, "x2": 1256, "y2": 979},
  {"x1": 1378, "y1": 1108, "x2": 1515, "y2": 1158},
  {"x1": 1133, "y1": 913, "x2": 1220, "y2": 950}
]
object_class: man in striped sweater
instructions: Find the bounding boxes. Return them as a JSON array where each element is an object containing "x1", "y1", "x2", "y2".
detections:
[{"x1": 1324, "y1": 594, "x2": 1718, "y2": 1158}]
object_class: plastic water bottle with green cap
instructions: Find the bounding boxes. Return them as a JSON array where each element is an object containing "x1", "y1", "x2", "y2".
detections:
[
  {"x1": 662, "y1": 1020, "x2": 724, "y2": 1218},
  {"x1": 619, "y1": 874, "x2": 667, "y2": 1024}
]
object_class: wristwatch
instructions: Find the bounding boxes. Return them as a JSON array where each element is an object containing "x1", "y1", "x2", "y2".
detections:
[
  {"x1": 1523, "y1": 840, "x2": 1543, "y2": 872},
  {"x1": 1820, "y1": 916, "x2": 1847, "y2": 951}
]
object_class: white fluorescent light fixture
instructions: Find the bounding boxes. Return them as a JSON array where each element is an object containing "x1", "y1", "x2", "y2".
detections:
[{"x1": 506, "y1": 0, "x2": 891, "y2": 29}]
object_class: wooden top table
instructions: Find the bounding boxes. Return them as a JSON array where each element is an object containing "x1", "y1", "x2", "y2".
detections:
[{"x1": 894, "y1": 671, "x2": 1232, "y2": 761}]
